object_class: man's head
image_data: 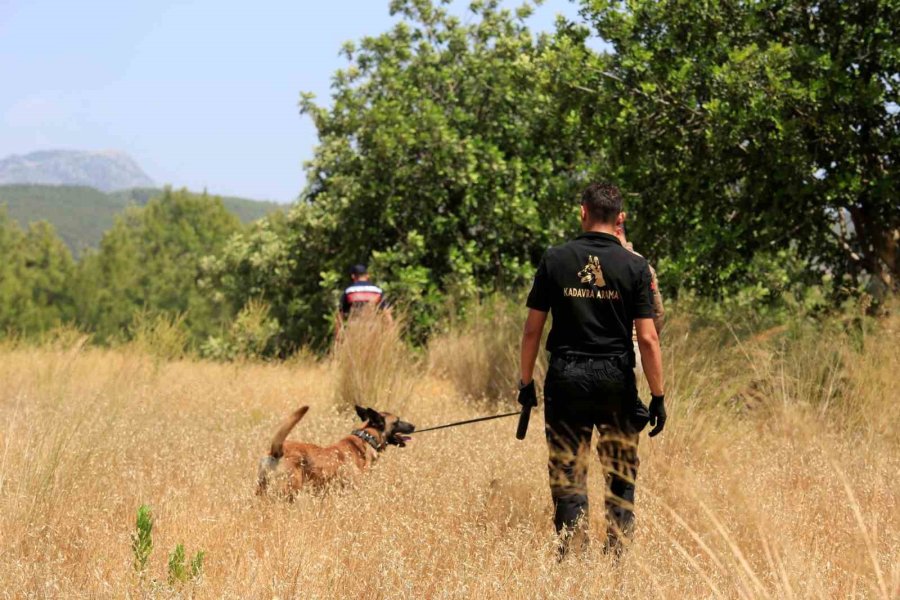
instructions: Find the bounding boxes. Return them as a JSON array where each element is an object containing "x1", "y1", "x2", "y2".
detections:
[
  {"x1": 580, "y1": 183, "x2": 626, "y2": 232},
  {"x1": 349, "y1": 263, "x2": 369, "y2": 282}
]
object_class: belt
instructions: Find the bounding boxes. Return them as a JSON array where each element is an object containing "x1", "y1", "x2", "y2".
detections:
[{"x1": 550, "y1": 350, "x2": 635, "y2": 371}]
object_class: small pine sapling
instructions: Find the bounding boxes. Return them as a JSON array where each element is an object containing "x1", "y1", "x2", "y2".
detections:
[{"x1": 131, "y1": 505, "x2": 153, "y2": 573}]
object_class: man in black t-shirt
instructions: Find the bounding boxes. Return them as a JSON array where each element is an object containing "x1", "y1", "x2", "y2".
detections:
[{"x1": 517, "y1": 182, "x2": 667, "y2": 558}]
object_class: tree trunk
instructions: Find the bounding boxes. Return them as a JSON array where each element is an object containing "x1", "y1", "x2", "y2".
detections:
[{"x1": 848, "y1": 205, "x2": 899, "y2": 297}]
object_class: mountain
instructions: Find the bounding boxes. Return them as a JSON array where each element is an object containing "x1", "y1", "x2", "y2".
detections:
[
  {"x1": 0, "y1": 150, "x2": 155, "y2": 192},
  {"x1": 0, "y1": 184, "x2": 282, "y2": 256}
]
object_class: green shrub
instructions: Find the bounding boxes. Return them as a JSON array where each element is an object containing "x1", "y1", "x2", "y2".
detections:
[
  {"x1": 129, "y1": 503, "x2": 205, "y2": 588},
  {"x1": 131, "y1": 504, "x2": 153, "y2": 573},
  {"x1": 167, "y1": 543, "x2": 187, "y2": 585},
  {"x1": 190, "y1": 550, "x2": 206, "y2": 580},
  {"x1": 128, "y1": 311, "x2": 189, "y2": 360},
  {"x1": 201, "y1": 299, "x2": 279, "y2": 361}
]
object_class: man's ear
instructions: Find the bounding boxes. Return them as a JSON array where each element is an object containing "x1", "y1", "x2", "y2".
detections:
[
  {"x1": 616, "y1": 211, "x2": 626, "y2": 228},
  {"x1": 354, "y1": 405, "x2": 369, "y2": 422},
  {"x1": 365, "y1": 408, "x2": 385, "y2": 430},
  {"x1": 580, "y1": 204, "x2": 588, "y2": 222}
]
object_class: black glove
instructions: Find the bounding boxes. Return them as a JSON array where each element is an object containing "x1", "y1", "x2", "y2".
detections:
[
  {"x1": 648, "y1": 394, "x2": 667, "y2": 437},
  {"x1": 517, "y1": 380, "x2": 537, "y2": 408}
]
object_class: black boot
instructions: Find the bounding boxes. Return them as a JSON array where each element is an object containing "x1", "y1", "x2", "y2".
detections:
[
  {"x1": 604, "y1": 476, "x2": 635, "y2": 558},
  {"x1": 553, "y1": 493, "x2": 588, "y2": 560}
]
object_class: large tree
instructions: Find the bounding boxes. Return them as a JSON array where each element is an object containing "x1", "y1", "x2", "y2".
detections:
[
  {"x1": 0, "y1": 210, "x2": 76, "y2": 335},
  {"x1": 213, "y1": 0, "x2": 900, "y2": 352},
  {"x1": 576, "y1": 0, "x2": 900, "y2": 296},
  {"x1": 210, "y1": 0, "x2": 599, "y2": 348},
  {"x1": 76, "y1": 189, "x2": 241, "y2": 343}
]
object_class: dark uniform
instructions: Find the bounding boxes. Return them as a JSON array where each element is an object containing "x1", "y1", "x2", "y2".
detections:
[
  {"x1": 526, "y1": 231, "x2": 655, "y2": 554},
  {"x1": 339, "y1": 281, "x2": 385, "y2": 318}
]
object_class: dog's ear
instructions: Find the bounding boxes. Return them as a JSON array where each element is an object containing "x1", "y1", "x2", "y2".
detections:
[
  {"x1": 364, "y1": 408, "x2": 386, "y2": 430},
  {"x1": 354, "y1": 405, "x2": 369, "y2": 422}
]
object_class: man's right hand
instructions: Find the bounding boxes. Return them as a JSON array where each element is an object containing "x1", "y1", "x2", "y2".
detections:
[{"x1": 517, "y1": 380, "x2": 537, "y2": 408}]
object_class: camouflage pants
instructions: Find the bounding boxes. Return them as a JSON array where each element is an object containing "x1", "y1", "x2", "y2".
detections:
[{"x1": 543, "y1": 354, "x2": 646, "y2": 556}]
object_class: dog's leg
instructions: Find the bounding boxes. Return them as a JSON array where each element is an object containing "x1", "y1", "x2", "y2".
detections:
[
  {"x1": 256, "y1": 455, "x2": 279, "y2": 496},
  {"x1": 288, "y1": 467, "x2": 305, "y2": 502}
]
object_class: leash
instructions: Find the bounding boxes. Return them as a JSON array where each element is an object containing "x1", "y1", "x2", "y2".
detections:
[{"x1": 411, "y1": 410, "x2": 522, "y2": 434}]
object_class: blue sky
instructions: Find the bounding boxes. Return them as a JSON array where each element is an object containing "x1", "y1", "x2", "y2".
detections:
[{"x1": 0, "y1": 1, "x2": 589, "y2": 202}]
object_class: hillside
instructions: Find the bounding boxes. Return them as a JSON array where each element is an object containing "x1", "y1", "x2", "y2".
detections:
[
  {"x1": 0, "y1": 184, "x2": 282, "y2": 256},
  {"x1": 109, "y1": 187, "x2": 283, "y2": 225},
  {"x1": 0, "y1": 150, "x2": 155, "y2": 191}
]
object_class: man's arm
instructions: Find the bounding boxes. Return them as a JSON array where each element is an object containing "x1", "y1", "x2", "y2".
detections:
[
  {"x1": 333, "y1": 310, "x2": 344, "y2": 343},
  {"x1": 635, "y1": 318, "x2": 664, "y2": 396},
  {"x1": 520, "y1": 309, "x2": 548, "y2": 385},
  {"x1": 334, "y1": 291, "x2": 349, "y2": 342},
  {"x1": 649, "y1": 265, "x2": 665, "y2": 335}
]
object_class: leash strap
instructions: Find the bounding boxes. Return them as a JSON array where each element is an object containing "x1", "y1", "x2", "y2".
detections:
[{"x1": 412, "y1": 410, "x2": 522, "y2": 434}]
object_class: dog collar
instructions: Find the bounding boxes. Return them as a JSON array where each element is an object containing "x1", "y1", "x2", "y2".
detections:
[{"x1": 351, "y1": 429, "x2": 384, "y2": 451}]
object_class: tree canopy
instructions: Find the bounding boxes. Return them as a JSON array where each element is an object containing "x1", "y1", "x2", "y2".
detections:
[
  {"x1": 215, "y1": 0, "x2": 899, "y2": 351},
  {"x1": 0, "y1": 209, "x2": 75, "y2": 335},
  {"x1": 209, "y1": 0, "x2": 601, "y2": 347},
  {"x1": 576, "y1": 0, "x2": 899, "y2": 294},
  {"x1": 75, "y1": 189, "x2": 241, "y2": 343},
  {"x1": 2, "y1": 0, "x2": 897, "y2": 352}
]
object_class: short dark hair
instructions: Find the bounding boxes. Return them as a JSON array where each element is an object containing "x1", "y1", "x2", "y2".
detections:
[
  {"x1": 581, "y1": 183, "x2": 623, "y2": 224},
  {"x1": 349, "y1": 264, "x2": 368, "y2": 276}
]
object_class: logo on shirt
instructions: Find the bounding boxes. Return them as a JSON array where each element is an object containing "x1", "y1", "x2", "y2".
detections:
[
  {"x1": 563, "y1": 254, "x2": 620, "y2": 301},
  {"x1": 577, "y1": 255, "x2": 606, "y2": 287}
]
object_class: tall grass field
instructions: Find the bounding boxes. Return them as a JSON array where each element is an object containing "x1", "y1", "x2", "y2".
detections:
[{"x1": 0, "y1": 308, "x2": 897, "y2": 598}]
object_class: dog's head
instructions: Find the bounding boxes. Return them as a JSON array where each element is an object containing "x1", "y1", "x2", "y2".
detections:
[
  {"x1": 354, "y1": 405, "x2": 415, "y2": 448},
  {"x1": 577, "y1": 255, "x2": 605, "y2": 286}
]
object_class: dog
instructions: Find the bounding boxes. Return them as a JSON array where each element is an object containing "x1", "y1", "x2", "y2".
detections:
[{"x1": 256, "y1": 404, "x2": 415, "y2": 497}]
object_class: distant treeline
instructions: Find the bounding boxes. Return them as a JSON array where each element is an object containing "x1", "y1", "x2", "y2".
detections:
[
  {"x1": 0, "y1": 190, "x2": 242, "y2": 350},
  {"x1": 1, "y1": 0, "x2": 898, "y2": 355},
  {"x1": 0, "y1": 184, "x2": 281, "y2": 256}
]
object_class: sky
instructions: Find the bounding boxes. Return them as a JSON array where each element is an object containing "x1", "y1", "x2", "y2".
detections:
[{"x1": 0, "y1": 1, "x2": 591, "y2": 203}]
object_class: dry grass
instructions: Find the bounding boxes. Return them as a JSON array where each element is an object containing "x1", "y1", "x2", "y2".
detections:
[
  {"x1": 331, "y1": 306, "x2": 416, "y2": 413},
  {"x1": 428, "y1": 296, "x2": 547, "y2": 404},
  {"x1": 0, "y1": 309, "x2": 898, "y2": 599}
]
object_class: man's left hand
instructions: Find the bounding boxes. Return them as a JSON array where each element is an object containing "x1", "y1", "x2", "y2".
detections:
[{"x1": 648, "y1": 394, "x2": 667, "y2": 437}]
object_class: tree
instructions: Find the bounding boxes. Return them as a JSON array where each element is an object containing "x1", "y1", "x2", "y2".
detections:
[
  {"x1": 209, "y1": 0, "x2": 599, "y2": 349},
  {"x1": 575, "y1": 0, "x2": 900, "y2": 296},
  {"x1": 0, "y1": 208, "x2": 76, "y2": 335},
  {"x1": 76, "y1": 189, "x2": 241, "y2": 343},
  {"x1": 214, "y1": 0, "x2": 900, "y2": 352},
  {"x1": 0, "y1": 208, "x2": 26, "y2": 334}
]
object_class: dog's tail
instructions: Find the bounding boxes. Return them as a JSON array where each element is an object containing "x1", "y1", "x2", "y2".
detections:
[{"x1": 269, "y1": 406, "x2": 309, "y2": 458}]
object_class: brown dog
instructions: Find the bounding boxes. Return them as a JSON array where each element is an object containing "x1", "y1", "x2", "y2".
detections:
[{"x1": 256, "y1": 405, "x2": 415, "y2": 497}]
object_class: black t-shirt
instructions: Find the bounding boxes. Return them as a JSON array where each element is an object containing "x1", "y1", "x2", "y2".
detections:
[{"x1": 526, "y1": 232, "x2": 655, "y2": 355}]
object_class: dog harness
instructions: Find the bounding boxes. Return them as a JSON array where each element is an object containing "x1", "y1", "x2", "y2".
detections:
[{"x1": 351, "y1": 429, "x2": 384, "y2": 451}]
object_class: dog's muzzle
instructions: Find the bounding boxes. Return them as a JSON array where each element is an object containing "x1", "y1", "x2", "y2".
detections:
[{"x1": 388, "y1": 421, "x2": 416, "y2": 447}]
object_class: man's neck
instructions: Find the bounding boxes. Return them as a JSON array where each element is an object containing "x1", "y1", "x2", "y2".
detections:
[{"x1": 582, "y1": 223, "x2": 617, "y2": 235}]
